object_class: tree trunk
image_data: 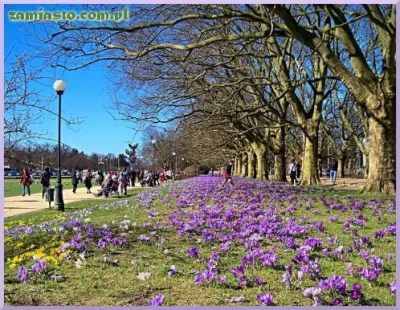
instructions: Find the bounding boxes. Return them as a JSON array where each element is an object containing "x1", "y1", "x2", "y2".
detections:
[
  {"x1": 362, "y1": 116, "x2": 395, "y2": 194},
  {"x1": 237, "y1": 156, "x2": 243, "y2": 176},
  {"x1": 234, "y1": 157, "x2": 238, "y2": 176},
  {"x1": 274, "y1": 154, "x2": 286, "y2": 182},
  {"x1": 363, "y1": 156, "x2": 369, "y2": 178},
  {"x1": 301, "y1": 134, "x2": 321, "y2": 185},
  {"x1": 252, "y1": 143, "x2": 267, "y2": 180},
  {"x1": 241, "y1": 154, "x2": 247, "y2": 177},
  {"x1": 338, "y1": 156, "x2": 345, "y2": 178},
  {"x1": 247, "y1": 151, "x2": 254, "y2": 178}
]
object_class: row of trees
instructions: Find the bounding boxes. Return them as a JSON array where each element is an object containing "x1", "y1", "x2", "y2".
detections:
[
  {"x1": 32, "y1": 4, "x2": 395, "y2": 193},
  {"x1": 5, "y1": 143, "x2": 130, "y2": 172}
]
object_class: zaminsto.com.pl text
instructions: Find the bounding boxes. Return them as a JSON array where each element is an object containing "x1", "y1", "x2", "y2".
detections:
[{"x1": 9, "y1": 7, "x2": 129, "y2": 22}]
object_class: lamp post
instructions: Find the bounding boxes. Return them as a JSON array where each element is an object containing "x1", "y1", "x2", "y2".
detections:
[
  {"x1": 152, "y1": 139, "x2": 156, "y2": 172},
  {"x1": 172, "y1": 152, "x2": 176, "y2": 181},
  {"x1": 53, "y1": 80, "x2": 66, "y2": 211}
]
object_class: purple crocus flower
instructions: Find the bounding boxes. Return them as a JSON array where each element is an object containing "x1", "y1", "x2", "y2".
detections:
[
  {"x1": 332, "y1": 298, "x2": 343, "y2": 305},
  {"x1": 303, "y1": 287, "x2": 321, "y2": 298},
  {"x1": 374, "y1": 230, "x2": 385, "y2": 240},
  {"x1": 360, "y1": 236, "x2": 370, "y2": 244},
  {"x1": 346, "y1": 263, "x2": 354, "y2": 276},
  {"x1": 257, "y1": 292, "x2": 274, "y2": 306},
  {"x1": 389, "y1": 281, "x2": 396, "y2": 294},
  {"x1": 358, "y1": 267, "x2": 381, "y2": 282},
  {"x1": 149, "y1": 294, "x2": 164, "y2": 306},
  {"x1": 194, "y1": 272, "x2": 205, "y2": 284},
  {"x1": 285, "y1": 237, "x2": 297, "y2": 249},
  {"x1": 350, "y1": 283, "x2": 362, "y2": 300},
  {"x1": 98, "y1": 238, "x2": 107, "y2": 249},
  {"x1": 359, "y1": 249, "x2": 369, "y2": 260},
  {"x1": 31, "y1": 259, "x2": 47, "y2": 274},
  {"x1": 254, "y1": 276, "x2": 266, "y2": 286},
  {"x1": 319, "y1": 275, "x2": 346, "y2": 293},
  {"x1": 368, "y1": 256, "x2": 384, "y2": 268},
  {"x1": 168, "y1": 265, "x2": 178, "y2": 277},
  {"x1": 17, "y1": 267, "x2": 29, "y2": 284},
  {"x1": 218, "y1": 275, "x2": 227, "y2": 284},
  {"x1": 187, "y1": 247, "x2": 199, "y2": 258},
  {"x1": 328, "y1": 215, "x2": 339, "y2": 222},
  {"x1": 303, "y1": 238, "x2": 323, "y2": 249}
]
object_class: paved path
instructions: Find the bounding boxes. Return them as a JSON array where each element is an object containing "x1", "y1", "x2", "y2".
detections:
[
  {"x1": 318, "y1": 176, "x2": 367, "y2": 189},
  {"x1": 4, "y1": 185, "x2": 106, "y2": 218}
]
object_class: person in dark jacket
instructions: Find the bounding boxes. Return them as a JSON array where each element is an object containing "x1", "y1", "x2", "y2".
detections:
[
  {"x1": 71, "y1": 170, "x2": 79, "y2": 193},
  {"x1": 329, "y1": 158, "x2": 338, "y2": 184},
  {"x1": 84, "y1": 168, "x2": 92, "y2": 193},
  {"x1": 130, "y1": 168, "x2": 137, "y2": 187},
  {"x1": 295, "y1": 160, "x2": 301, "y2": 180},
  {"x1": 289, "y1": 160, "x2": 296, "y2": 185},
  {"x1": 40, "y1": 167, "x2": 51, "y2": 199},
  {"x1": 318, "y1": 161, "x2": 323, "y2": 177}
]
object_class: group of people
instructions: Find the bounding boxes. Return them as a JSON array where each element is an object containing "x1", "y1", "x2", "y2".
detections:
[{"x1": 19, "y1": 167, "x2": 52, "y2": 198}]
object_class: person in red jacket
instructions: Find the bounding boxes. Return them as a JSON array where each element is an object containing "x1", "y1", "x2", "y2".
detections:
[
  {"x1": 20, "y1": 168, "x2": 32, "y2": 196},
  {"x1": 221, "y1": 161, "x2": 235, "y2": 187}
]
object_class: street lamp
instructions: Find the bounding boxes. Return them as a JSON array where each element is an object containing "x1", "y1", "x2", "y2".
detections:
[
  {"x1": 152, "y1": 139, "x2": 156, "y2": 172},
  {"x1": 172, "y1": 152, "x2": 176, "y2": 181},
  {"x1": 53, "y1": 80, "x2": 66, "y2": 211}
]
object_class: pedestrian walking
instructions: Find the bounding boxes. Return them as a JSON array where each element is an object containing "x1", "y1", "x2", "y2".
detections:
[
  {"x1": 98, "y1": 170, "x2": 104, "y2": 185},
  {"x1": 329, "y1": 158, "x2": 338, "y2": 184},
  {"x1": 139, "y1": 170, "x2": 144, "y2": 184},
  {"x1": 40, "y1": 167, "x2": 51, "y2": 199},
  {"x1": 318, "y1": 161, "x2": 323, "y2": 177},
  {"x1": 71, "y1": 169, "x2": 79, "y2": 193},
  {"x1": 130, "y1": 168, "x2": 136, "y2": 187},
  {"x1": 118, "y1": 171, "x2": 128, "y2": 196},
  {"x1": 84, "y1": 168, "x2": 92, "y2": 193},
  {"x1": 121, "y1": 168, "x2": 129, "y2": 194},
  {"x1": 220, "y1": 161, "x2": 234, "y2": 187},
  {"x1": 20, "y1": 168, "x2": 32, "y2": 196},
  {"x1": 295, "y1": 160, "x2": 301, "y2": 180},
  {"x1": 289, "y1": 160, "x2": 297, "y2": 185}
]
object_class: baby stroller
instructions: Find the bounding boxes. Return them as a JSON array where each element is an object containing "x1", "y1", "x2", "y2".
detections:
[
  {"x1": 141, "y1": 173, "x2": 153, "y2": 187},
  {"x1": 94, "y1": 175, "x2": 119, "y2": 198}
]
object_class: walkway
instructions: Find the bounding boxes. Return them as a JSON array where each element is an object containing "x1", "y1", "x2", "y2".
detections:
[{"x1": 5, "y1": 185, "x2": 103, "y2": 218}]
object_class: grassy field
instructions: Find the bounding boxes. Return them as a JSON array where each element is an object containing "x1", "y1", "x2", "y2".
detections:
[
  {"x1": 4, "y1": 177, "x2": 396, "y2": 306},
  {"x1": 4, "y1": 178, "x2": 93, "y2": 197}
]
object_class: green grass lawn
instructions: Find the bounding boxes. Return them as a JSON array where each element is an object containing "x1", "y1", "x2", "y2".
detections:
[
  {"x1": 4, "y1": 179, "x2": 396, "y2": 306},
  {"x1": 4, "y1": 178, "x2": 89, "y2": 197}
]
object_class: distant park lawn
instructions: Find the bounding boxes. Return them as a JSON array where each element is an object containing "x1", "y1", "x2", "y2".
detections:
[{"x1": 4, "y1": 178, "x2": 90, "y2": 197}]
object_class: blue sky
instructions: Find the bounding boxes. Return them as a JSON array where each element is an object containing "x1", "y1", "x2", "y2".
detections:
[{"x1": 5, "y1": 4, "x2": 144, "y2": 156}]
